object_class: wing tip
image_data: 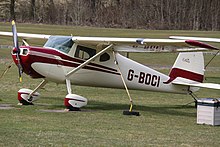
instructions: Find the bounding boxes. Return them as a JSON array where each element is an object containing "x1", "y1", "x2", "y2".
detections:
[{"x1": 185, "y1": 40, "x2": 219, "y2": 50}]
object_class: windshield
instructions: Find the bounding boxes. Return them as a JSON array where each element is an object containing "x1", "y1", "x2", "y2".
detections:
[{"x1": 44, "y1": 36, "x2": 74, "y2": 54}]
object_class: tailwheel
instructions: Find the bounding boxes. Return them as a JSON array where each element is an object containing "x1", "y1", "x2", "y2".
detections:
[
  {"x1": 18, "y1": 89, "x2": 40, "y2": 105},
  {"x1": 64, "y1": 94, "x2": 87, "y2": 111}
]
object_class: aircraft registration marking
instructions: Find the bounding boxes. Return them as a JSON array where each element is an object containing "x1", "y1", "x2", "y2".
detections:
[{"x1": 127, "y1": 69, "x2": 160, "y2": 87}]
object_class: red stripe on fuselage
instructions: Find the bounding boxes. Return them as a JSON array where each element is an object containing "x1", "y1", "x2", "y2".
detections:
[
  {"x1": 29, "y1": 47, "x2": 118, "y2": 72},
  {"x1": 16, "y1": 46, "x2": 119, "y2": 78},
  {"x1": 164, "y1": 68, "x2": 204, "y2": 84}
]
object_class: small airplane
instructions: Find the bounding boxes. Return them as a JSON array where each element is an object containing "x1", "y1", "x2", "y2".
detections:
[{"x1": 1, "y1": 21, "x2": 220, "y2": 114}]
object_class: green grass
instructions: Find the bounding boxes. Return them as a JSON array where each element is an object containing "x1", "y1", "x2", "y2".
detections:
[{"x1": 0, "y1": 22, "x2": 220, "y2": 146}]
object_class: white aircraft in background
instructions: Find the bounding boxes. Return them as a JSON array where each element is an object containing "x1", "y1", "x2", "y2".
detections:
[{"x1": 0, "y1": 21, "x2": 220, "y2": 115}]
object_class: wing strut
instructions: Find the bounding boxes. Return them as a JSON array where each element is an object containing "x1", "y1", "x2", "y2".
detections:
[
  {"x1": 65, "y1": 44, "x2": 113, "y2": 78},
  {"x1": 113, "y1": 51, "x2": 139, "y2": 116},
  {"x1": 27, "y1": 79, "x2": 48, "y2": 101}
]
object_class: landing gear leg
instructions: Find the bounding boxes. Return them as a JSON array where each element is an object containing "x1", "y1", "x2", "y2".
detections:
[
  {"x1": 27, "y1": 79, "x2": 48, "y2": 102},
  {"x1": 64, "y1": 79, "x2": 87, "y2": 111},
  {"x1": 18, "y1": 79, "x2": 47, "y2": 105},
  {"x1": 113, "y1": 51, "x2": 140, "y2": 116}
]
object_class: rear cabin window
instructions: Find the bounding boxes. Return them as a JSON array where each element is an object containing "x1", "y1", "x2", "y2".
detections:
[
  {"x1": 99, "y1": 53, "x2": 110, "y2": 62},
  {"x1": 75, "y1": 45, "x2": 96, "y2": 60}
]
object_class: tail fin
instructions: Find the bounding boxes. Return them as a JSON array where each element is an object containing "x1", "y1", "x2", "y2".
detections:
[{"x1": 164, "y1": 52, "x2": 204, "y2": 84}]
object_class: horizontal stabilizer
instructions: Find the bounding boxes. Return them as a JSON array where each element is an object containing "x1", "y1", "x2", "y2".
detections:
[{"x1": 172, "y1": 80, "x2": 220, "y2": 90}]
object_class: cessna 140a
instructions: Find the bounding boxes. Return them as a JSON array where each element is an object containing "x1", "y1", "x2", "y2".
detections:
[{"x1": 0, "y1": 21, "x2": 220, "y2": 113}]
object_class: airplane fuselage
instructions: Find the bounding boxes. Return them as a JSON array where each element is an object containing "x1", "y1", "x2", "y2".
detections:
[{"x1": 12, "y1": 46, "x2": 191, "y2": 94}]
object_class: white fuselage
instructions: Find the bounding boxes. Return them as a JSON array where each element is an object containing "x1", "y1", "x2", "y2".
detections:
[{"x1": 28, "y1": 50, "x2": 189, "y2": 94}]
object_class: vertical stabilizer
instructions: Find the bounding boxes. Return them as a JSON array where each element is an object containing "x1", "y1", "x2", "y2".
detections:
[{"x1": 164, "y1": 52, "x2": 204, "y2": 84}]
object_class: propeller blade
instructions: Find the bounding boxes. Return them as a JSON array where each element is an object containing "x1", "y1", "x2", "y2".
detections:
[
  {"x1": 12, "y1": 20, "x2": 19, "y2": 49},
  {"x1": 16, "y1": 54, "x2": 23, "y2": 83},
  {"x1": 11, "y1": 20, "x2": 23, "y2": 82}
]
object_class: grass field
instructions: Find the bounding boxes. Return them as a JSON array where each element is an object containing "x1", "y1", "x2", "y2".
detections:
[{"x1": 0, "y1": 22, "x2": 220, "y2": 146}]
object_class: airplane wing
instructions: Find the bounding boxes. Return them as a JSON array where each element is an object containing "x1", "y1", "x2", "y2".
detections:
[
  {"x1": 0, "y1": 31, "x2": 218, "y2": 52},
  {"x1": 169, "y1": 36, "x2": 220, "y2": 43},
  {"x1": 73, "y1": 36, "x2": 191, "y2": 46},
  {"x1": 0, "y1": 31, "x2": 51, "y2": 39},
  {"x1": 72, "y1": 36, "x2": 215, "y2": 52}
]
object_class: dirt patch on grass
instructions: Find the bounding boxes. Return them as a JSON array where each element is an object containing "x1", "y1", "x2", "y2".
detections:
[
  {"x1": 38, "y1": 109, "x2": 68, "y2": 113},
  {"x1": 0, "y1": 104, "x2": 14, "y2": 110},
  {"x1": 38, "y1": 109, "x2": 96, "y2": 113}
]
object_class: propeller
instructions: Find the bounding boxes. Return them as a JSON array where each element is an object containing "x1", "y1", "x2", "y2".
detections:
[{"x1": 12, "y1": 20, "x2": 23, "y2": 82}]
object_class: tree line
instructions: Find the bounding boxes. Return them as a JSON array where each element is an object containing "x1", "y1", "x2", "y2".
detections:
[{"x1": 0, "y1": 0, "x2": 220, "y2": 30}]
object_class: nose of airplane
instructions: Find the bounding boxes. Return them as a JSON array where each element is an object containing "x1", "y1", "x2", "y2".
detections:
[
  {"x1": 11, "y1": 46, "x2": 44, "y2": 78},
  {"x1": 12, "y1": 47, "x2": 19, "y2": 54},
  {"x1": 11, "y1": 47, "x2": 19, "y2": 65},
  {"x1": 11, "y1": 47, "x2": 30, "y2": 65}
]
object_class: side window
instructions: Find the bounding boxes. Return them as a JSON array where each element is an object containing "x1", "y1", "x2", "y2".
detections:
[
  {"x1": 75, "y1": 45, "x2": 96, "y2": 60},
  {"x1": 100, "y1": 53, "x2": 110, "y2": 62}
]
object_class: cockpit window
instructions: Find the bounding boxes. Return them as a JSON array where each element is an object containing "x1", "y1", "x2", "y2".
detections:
[
  {"x1": 75, "y1": 45, "x2": 96, "y2": 60},
  {"x1": 44, "y1": 36, "x2": 74, "y2": 54}
]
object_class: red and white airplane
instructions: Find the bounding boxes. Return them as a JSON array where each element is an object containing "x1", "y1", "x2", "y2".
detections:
[{"x1": 0, "y1": 21, "x2": 220, "y2": 114}]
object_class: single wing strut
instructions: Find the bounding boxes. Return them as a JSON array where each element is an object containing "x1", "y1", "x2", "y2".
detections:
[{"x1": 65, "y1": 44, "x2": 113, "y2": 78}]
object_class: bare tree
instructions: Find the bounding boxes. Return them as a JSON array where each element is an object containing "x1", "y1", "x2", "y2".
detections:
[
  {"x1": 30, "y1": 0, "x2": 35, "y2": 21},
  {"x1": 10, "y1": 0, "x2": 15, "y2": 20},
  {"x1": 0, "y1": 0, "x2": 219, "y2": 31}
]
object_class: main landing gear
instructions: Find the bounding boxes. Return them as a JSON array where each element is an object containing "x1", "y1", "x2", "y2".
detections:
[
  {"x1": 64, "y1": 79, "x2": 87, "y2": 111},
  {"x1": 17, "y1": 79, "x2": 88, "y2": 111},
  {"x1": 64, "y1": 94, "x2": 87, "y2": 111},
  {"x1": 17, "y1": 79, "x2": 47, "y2": 105},
  {"x1": 18, "y1": 88, "x2": 39, "y2": 105}
]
